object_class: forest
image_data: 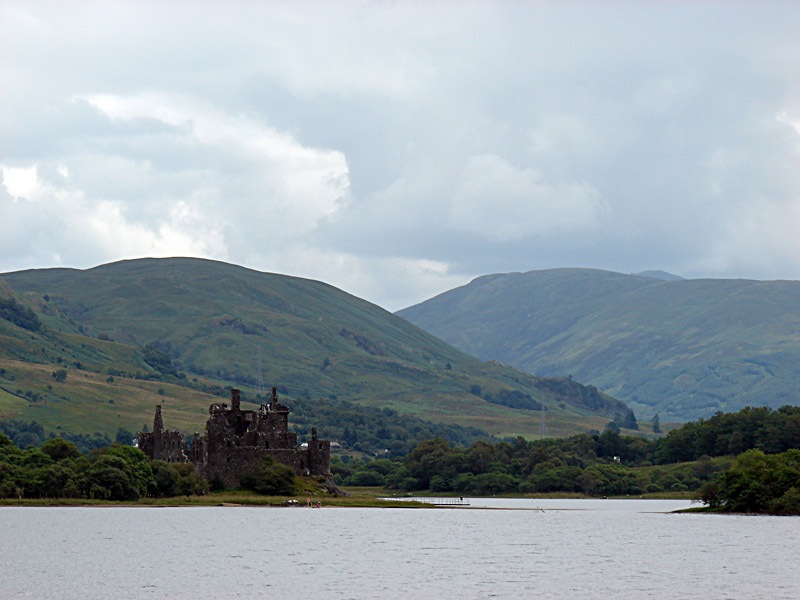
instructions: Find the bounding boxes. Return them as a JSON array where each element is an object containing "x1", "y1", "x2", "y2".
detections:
[
  {"x1": 331, "y1": 405, "x2": 800, "y2": 514},
  {"x1": 1, "y1": 405, "x2": 799, "y2": 514}
]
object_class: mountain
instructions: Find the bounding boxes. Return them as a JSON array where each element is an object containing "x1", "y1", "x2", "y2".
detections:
[
  {"x1": 632, "y1": 270, "x2": 685, "y2": 281},
  {"x1": 397, "y1": 268, "x2": 800, "y2": 421},
  {"x1": 0, "y1": 258, "x2": 635, "y2": 442}
]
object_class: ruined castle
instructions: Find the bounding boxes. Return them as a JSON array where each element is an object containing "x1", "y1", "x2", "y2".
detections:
[{"x1": 138, "y1": 387, "x2": 330, "y2": 488}]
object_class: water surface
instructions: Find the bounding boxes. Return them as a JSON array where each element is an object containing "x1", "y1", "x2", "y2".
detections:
[{"x1": 1, "y1": 499, "x2": 797, "y2": 599}]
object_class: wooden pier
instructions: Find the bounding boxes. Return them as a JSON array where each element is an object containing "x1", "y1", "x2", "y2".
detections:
[{"x1": 388, "y1": 497, "x2": 471, "y2": 506}]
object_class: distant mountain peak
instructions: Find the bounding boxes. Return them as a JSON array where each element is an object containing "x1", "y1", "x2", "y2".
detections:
[
  {"x1": 399, "y1": 268, "x2": 800, "y2": 421},
  {"x1": 631, "y1": 270, "x2": 685, "y2": 281}
]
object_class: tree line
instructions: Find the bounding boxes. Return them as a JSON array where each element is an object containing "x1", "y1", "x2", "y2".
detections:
[
  {"x1": 331, "y1": 405, "x2": 800, "y2": 513},
  {"x1": 333, "y1": 430, "x2": 705, "y2": 496},
  {"x1": 0, "y1": 420, "x2": 128, "y2": 454},
  {"x1": 696, "y1": 449, "x2": 800, "y2": 515},
  {"x1": 0, "y1": 434, "x2": 207, "y2": 500},
  {"x1": 2, "y1": 404, "x2": 798, "y2": 513}
]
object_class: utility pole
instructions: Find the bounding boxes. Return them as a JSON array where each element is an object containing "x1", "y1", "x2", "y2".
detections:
[{"x1": 540, "y1": 403, "x2": 547, "y2": 437}]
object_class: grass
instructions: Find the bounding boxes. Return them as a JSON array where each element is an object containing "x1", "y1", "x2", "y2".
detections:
[
  {"x1": 0, "y1": 488, "x2": 694, "y2": 508},
  {"x1": 1, "y1": 258, "x2": 639, "y2": 440},
  {"x1": 398, "y1": 268, "x2": 800, "y2": 421},
  {"x1": 0, "y1": 490, "x2": 430, "y2": 509}
]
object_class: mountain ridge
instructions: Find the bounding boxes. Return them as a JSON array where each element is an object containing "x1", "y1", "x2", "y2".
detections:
[
  {"x1": 0, "y1": 258, "x2": 636, "y2": 442},
  {"x1": 397, "y1": 268, "x2": 800, "y2": 421}
]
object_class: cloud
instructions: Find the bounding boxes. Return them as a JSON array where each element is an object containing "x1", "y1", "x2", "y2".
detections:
[
  {"x1": 0, "y1": 162, "x2": 220, "y2": 267},
  {"x1": 1, "y1": 91, "x2": 350, "y2": 275},
  {"x1": 448, "y1": 154, "x2": 605, "y2": 241},
  {"x1": 1, "y1": 1, "x2": 799, "y2": 310}
]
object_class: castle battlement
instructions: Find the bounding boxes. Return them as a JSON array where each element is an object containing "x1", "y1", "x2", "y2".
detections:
[{"x1": 139, "y1": 387, "x2": 330, "y2": 488}]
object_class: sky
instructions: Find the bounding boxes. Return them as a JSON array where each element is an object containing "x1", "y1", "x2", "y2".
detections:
[{"x1": 1, "y1": 1, "x2": 799, "y2": 311}]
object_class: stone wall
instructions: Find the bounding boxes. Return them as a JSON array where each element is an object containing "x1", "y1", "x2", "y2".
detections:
[{"x1": 139, "y1": 388, "x2": 331, "y2": 489}]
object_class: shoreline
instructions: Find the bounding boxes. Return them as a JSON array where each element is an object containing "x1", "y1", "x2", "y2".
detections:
[{"x1": 0, "y1": 493, "x2": 693, "y2": 509}]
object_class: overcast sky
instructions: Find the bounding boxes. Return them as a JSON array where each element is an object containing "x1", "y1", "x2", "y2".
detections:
[{"x1": 1, "y1": 1, "x2": 799, "y2": 311}]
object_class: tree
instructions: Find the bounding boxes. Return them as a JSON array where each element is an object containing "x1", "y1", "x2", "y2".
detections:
[
  {"x1": 405, "y1": 438, "x2": 453, "y2": 489},
  {"x1": 142, "y1": 343, "x2": 179, "y2": 376},
  {"x1": 651, "y1": 414, "x2": 661, "y2": 434},
  {"x1": 171, "y1": 462, "x2": 207, "y2": 496},
  {"x1": 240, "y1": 456, "x2": 296, "y2": 496},
  {"x1": 41, "y1": 438, "x2": 81, "y2": 461},
  {"x1": 87, "y1": 455, "x2": 139, "y2": 501},
  {"x1": 709, "y1": 449, "x2": 800, "y2": 514},
  {"x1": 770, "y1": 486, "x2": 800, "y2": 515},
  {"x1": 696, "y1": 481, "x2": 723, "y2": 509},
  {"x1": 51, "y1": 369, "x2": 67, "y2": 382},
  {"x1": 0, "y1": 296, "x2": 42, "y2": 331},
  {"x1": 347, "y1": 469, "x2": 386, "y2": 487},
  {"x1": 150, "y1": 460, "x2": 179, "y2": 497},
  {"x1": 115, "y1": 427, "x2": 135, "y2": 445},
  {"x1": 91, "y1": 444, "x2": 155, "y2": 498}
]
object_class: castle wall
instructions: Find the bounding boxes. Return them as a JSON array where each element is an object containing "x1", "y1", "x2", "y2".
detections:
[
  {"x1": 306, "y1": 428, "x2": 331, "y2": 477},
  {"x1": 139, "y1": 389, "x2": 331, "y2": 489},
  {"x1": 137, "y1": 405, "x2": 188, "y2": 463}
]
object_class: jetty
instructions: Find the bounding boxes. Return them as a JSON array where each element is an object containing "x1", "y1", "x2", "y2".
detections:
[{"x1": 388, "y1": 497, "x2": 471, "y2": 506}]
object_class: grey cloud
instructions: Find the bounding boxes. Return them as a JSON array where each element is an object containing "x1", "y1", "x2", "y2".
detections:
[{"x1": 1, "y1": 1, "x2": 799, "y2": 310}]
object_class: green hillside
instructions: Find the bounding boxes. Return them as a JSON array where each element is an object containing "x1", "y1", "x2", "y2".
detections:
[
  {"x1": 397, "y1": 268, "x2": 800, "y2": 421},
  {"x1": 0, "y1": 259, "x2": 635, "y2": 442}
]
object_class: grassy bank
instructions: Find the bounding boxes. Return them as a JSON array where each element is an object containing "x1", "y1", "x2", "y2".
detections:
[
  {"x1": 0, "y1": 486, "x2": 694, "y2": 508},
  {"x1": 0, "y1": 490, "x2": 429, "y2": 508}
]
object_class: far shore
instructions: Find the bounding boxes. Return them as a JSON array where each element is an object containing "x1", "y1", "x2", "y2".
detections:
[{"x1": 0, "y1": 489, "x2": 694, "y2": 509}]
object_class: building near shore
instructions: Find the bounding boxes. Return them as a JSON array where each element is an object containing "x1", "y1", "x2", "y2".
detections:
[{"x1": 138, "y1": 387, "x2": 330, "y2": 488}]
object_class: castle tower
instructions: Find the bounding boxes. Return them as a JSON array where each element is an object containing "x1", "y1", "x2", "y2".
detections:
[
  {"x1": 153, "y1": 405, "x2": 164, "y2": 434},
  {"x1": 270, "y1": 386, "x2": 278, "y2": 409}
]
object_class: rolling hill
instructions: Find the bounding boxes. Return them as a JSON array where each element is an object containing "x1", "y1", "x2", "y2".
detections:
[
  {"x1": 397, "y1": 268, "x2": 800, "y2": 421},
  {"x1": 0, "y1": 259, "x2": 635, "y2": 443}
]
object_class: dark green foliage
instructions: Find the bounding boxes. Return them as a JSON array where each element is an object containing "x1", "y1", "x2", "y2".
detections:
[
  {"x1": 0, "y1": 433, "x2": 207, "y2": 500},
  {"x1": 0, "y1": 437, "x2": 88, "y2": 499},
  {"x1": 150, "y1": 461, "x2": 207, "y2": 497},
  {"x1": 483, "y1": 389, "x2": 542, "y2": 411},
  {"x1": 383, "y1": 434, "x2": 656, "y2": 495},
  {"x1": 60, "y1": 432, "x2": 113, "y2": 454},
  {"x1": 0, "y1": 295, "x2": 42, "y2": 332},
  {"x1": 699, "y1": 449, "x2": 800, "y2": 514},
  {"x1": 618, "y1": 409, "x2": 639, "y2": 430},
  {"x1": 651, "y1": 413, "x2": 661, "y2": 433},
  {"x1": 0, "y1": 421, "x2": 111, "y2": 453},
  {"x1": 346, "y1": 468, "x2": 386, "y2": 487},
  {"x1": 534, "y1": 378, "x2": 636, "y2": 426},
  {"x1": 89, "y1": 444, "x2": 155, "y2": 499},
  {"x1": 343, "y1": 405, "x2": 800, "y2": 497},
  {"x1": 115, "y1": 427, "x2": 135, "y2": 445},
  {"x1": 41, "y1": 438, "x2": 81, "y2": 461},
  {"x1": 654, "y1": 405, "x2": 800, "y2": 464},
  {"x1": 339, "y1": 456, "x2": 398, "y2": 487},
  {"x1": 87, "y1": 454, "x2": 140, "y2": 501},
  {"x1": 279, "y1": 395, "x2": 489, "y2": 456},
  {"x1": 240, "y1": 456, "x2": 296, "y2": 495},
  {"x1": 769, "y1": 485, "x2": 800, "y2": 515},
  {"x1": 0, "y1": 420, "x2": 47, "y2": 449},
  {"x1": 142, "y1": 343, "x2": 179, "y2": 376},
  {"x1": 52, "y1": 368, "x2": 67, "y2": 382}
]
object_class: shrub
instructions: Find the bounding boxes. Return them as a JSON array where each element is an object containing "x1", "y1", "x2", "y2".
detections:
[{"x1": 240, "y1": 456, "x2": 296, "y2": 495}]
